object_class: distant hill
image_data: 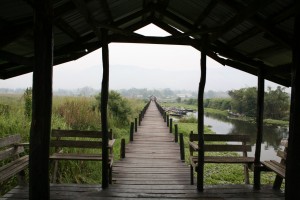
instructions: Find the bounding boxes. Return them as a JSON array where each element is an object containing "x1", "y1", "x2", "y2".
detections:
[{"x1": 0, "y1": 87, "x2": 229, "y2": 99}]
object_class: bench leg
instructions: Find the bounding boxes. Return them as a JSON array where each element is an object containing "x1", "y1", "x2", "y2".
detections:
[
  {"x1": 52, "y1": 160, "x2": 59, "y2": 183},
  {"x1": 109, "y1": 165, "x2": 112, "y2": 184},
  {"x1": 17, "y1": 170, "x2": 26, "y2": 186},
  {"x1": 190, "y1": 165, "x2": 194, "y2": 185},
  {"x1": 273, "y1": 175, "x2": 283, "y2": 190},
  {"x1": 244, "y1": 164, "x2": 250, "y2": 184}
]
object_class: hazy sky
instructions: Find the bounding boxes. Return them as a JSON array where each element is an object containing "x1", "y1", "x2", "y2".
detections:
[{"x1": 0, "y1": 24, "x2": 283, "y2": 92}]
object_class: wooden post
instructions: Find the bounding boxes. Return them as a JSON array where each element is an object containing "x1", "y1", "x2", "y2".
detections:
[
  {"x1": 169, "y1": 118, "x2": 173, "y2": 133},
  {"x1": 135, "y1": 118, "x2": 138, "y2": 132},
  {"x1": 286, "y1": 8, "x2": 300, "y2": 199},
  {"x1": 167, "y1": 115, "x2": 169, "y2": 127},
  {"x1": 197, "y1": 36, "x2": 208, "y2": 192},
  {"x1": 174, "y1": 124, "x2": 178, "y2": 143},
  {"x1": 254, "y1": 68, "x2": 265, "y2": 190},
  {"x1": 120, "y1": 138, "x2": 125, "y2": 158},
  {"x1": 130, "y1": 122, "x2": 134, "y2": 142},
  {"x1": 139, "y1": 114, "x2": 141, "y2": 126},
  {"x1": 164, "y1": 112, "x2": 166, "y2": 122},
  {"x1": 101, "y1": 29, "x2": 109, "y2": 189},
  {"x1": 30, "y1": 1, "x2": 52, "y2": 199},
  {"x1": 179, "y1": 133, "x2": 185, "y2": 161}
]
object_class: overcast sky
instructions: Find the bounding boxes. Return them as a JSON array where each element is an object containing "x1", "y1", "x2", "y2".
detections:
[{"x1": 0, "y1": 24, "x2": 283, "y2": 92}]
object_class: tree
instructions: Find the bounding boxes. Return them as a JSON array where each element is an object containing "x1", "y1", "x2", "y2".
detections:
[
  {"x1": 264, "y1": 86, "x2": 290, "y2": 120},
  {"x1": 96, "y1": 91, "x2": 132, "y2": 126}
]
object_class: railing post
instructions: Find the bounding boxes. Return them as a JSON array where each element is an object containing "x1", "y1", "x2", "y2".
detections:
[
  {"x1": 139, "y1": 114, "x2": 142, "y2": 126},
  {"x1": 175, "y1": 124, "x2": 178, "y2": 143},
  {"x1": 120, "y1": 138, "x2": 125, "y2": 158},
  {"x1": 167, "y1": 115, "x2": 169, "y2": 127},
  {"x1": 130, "y1": 122, "x2": 134, "y2": 142},
  {"x1": 169, "y1": 118, "x2": 173, "y2": 133},
  {"x1": 163, "y1": 112, "x2": 166, "y2": 122},
  {"x1": 180, "y1": 133, "x2": 185, "y2": 161},
  {"x1": 135, "y1": 118, "x2": 138, "y2": 132}
]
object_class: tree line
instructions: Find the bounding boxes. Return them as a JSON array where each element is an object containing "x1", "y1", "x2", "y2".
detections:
[{"x1": 183, "y1": 86, "x2": 290, "y2": 121}]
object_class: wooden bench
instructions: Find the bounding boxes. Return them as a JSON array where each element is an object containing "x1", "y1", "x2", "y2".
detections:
[
  {"x1": 0, "y1": 134, "x2": 29, "y2": 185},
  {"x1": 49, "y1": 129, "x2": 115, "y2": 184},
  {"x1": 189, "y1": 133, "x2": 254, "y2": 185},
  {"x1": 261, "y1": 138, "x2": 287, "y2": 190}
]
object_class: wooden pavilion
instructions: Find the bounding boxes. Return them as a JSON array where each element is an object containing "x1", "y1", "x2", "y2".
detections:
[{"x1": 0, "y1": 0, "x2": 299, "y2": 199}]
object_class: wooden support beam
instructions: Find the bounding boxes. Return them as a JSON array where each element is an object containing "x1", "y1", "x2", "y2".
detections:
[
  {"x1": 194, "y1": 0, "x2": 218, "y2": 27},
  {"x1": 286, "y1": 5, "x2": 300, "y2": 199},
  {"x1": 0, "y1": 50, "x2": 33, "y2": 66},
  {"x1": 98, "y1": 0, "x2": 113, "y2": 23},
  {"x1": 197, "y1": 36, "x2": 208, "y2": 192},
  {"x1": 101, "y1": 29, "x2": 109, "y2": 189},
  {"x1": 254, "y1": 68, "x2": 265, "y2": 190},
  {"x1": 30, "y1": 0, "x2": 53, "y2": 199},
  {"x1": 109, "y1": 34, "x2": 197, "y2": 46},
  {"x1": 72, "y1": 0, "x2": 102, "y2": 39},
  {"x1": 55, "y1": 18, "x2": 80, "y2": 41}
]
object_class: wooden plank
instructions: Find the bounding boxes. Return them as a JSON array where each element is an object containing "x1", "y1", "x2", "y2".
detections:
[
  {"x1": 50, "y1": 140, "x2": 102, "y2": 148},
  {"x1": 0, "y1": 146, "x2": 24, "y2": 161},
  {"x1": 0, "y1": 135, "x2": 22, "y2": 148},
  {"x1": 204, "y1": 144, "x2": 252, "y2": 152},
  {"x1": 51, "y1": 130, "x2": 112, "y2": 139},
  {"x1": 190, "y1": 133, "x2": 250, "y2": 142}
]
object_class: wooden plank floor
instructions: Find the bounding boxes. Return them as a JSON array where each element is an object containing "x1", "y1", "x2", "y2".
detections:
[{"x1": 1, "y1": 101, "x2": 284, "y2": 200}]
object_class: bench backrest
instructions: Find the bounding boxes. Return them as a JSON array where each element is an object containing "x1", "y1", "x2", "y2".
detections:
[
  {"x1": 189, "y1": 133, "x2": 251, "y2": 156},
  {"x1": 0, "y1": 134, "x2": 24, "y2": 161},
  {"x1": 50, "y1": 129, "x2": 113, "y2": 149},
  {"x1": 277, "y1": 138, "x2": 288, "y2": 165}
]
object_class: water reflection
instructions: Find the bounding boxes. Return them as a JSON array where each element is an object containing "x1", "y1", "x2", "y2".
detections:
[{"x1": 197, "y1": 112, "x2": 289, "y2": 161}]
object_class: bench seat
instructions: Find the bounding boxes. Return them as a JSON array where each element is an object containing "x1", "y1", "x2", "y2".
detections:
[
  {"x1": 261, "y1": 160, "x2": 285, "y2": 178},
  {"x1": 0, "y1": 155, "x2": 29, "y2": 183},
  {"x1": 190, "y1": 156, "x2": 254, "y2": 165}
]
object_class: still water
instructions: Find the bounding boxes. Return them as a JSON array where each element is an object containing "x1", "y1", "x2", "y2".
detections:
[{"x1": 201, "y1": 113, "x2": 289, "y2": 161}]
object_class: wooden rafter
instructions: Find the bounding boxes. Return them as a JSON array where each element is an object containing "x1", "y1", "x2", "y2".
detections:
[
  {"x1": 210, "y1": 0, "x2": 272, "y2": 42},
  {"x1": 97, "y1": 0, "x2": 113, "y2": 23},
  {"x1": 194, "y1": 0, "x2": 218, "y2": 27},
  {"x1": 0, "y1": 50, "x2": 33, "y2": 66},
  {"x1": 72, "y1": 0, "x2": 102, "y2": 39},
  {"x1": 228, "y1": 5, "x2": 296, "y2": 47},
  {"x1": 55, "y1": 18, "x2": 80, "y2": 41}
]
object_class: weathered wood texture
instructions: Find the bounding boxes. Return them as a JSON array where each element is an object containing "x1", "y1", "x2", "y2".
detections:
[
  {"x1": 2, "y1": 101, "x2": 284, "y2": 199},
  {"x1": 0, "y1": 135, "x2": 28, "y2": 184}
]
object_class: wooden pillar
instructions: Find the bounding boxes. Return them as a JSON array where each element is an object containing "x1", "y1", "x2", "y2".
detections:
[
  {"x1": 130, "y1": 122, "x2": 134, "y2": 142},
  {"x1": 197, "y1": 37, "x2": 208, "y2": 192},
  {"x1": 253, "y1": 68, "x2": 265, "y2": 190},
  {"x1": 169, "y1": 118, "x2": 173, "y2": 133},
  {"x1": 286, "y1": 8, "x2": 300, "y2": 199},
  {"x1": 101, "y1": 29, "x2": 109, "y2": 189},
  {"x1": 30, "y1": 1, "x2": 53, "y2": 199},
  {"x1": 174, "y1": 124, "x2": 178, "y2": 143},
  {"x1": 135, "y1": 118, "x2": 138, "y2": 132}
]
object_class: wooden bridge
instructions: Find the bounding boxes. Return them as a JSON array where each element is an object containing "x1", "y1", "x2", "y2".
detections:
[{"x1": 1, "y1": 101, "x2": 284, "y2": 200}]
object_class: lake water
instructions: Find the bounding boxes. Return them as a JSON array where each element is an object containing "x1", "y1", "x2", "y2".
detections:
[{"x1": 192, "y1": 112, "x2": 289, "y2": 161}]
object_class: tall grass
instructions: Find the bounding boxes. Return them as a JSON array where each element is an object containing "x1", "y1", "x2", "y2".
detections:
[{"x1": 0, "y1": 93, "x2": 145, "y2": 195}]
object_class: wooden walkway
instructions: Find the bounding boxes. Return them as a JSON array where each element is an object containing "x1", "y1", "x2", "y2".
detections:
[{"x1": 1, "y1": 101, "x2": 284, "y2": 200}]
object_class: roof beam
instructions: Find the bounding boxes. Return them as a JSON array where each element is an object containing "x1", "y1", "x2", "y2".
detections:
[
  {"x1": 97, "y1": 0, "x2": 113, "y2": 23},
  {"x1": 210, "y1": 0, "x2": 272, "y2": 42},
  {"x1": 250, "y1": 16, "x2": 292, "y2": 49},
  {"x1": 0, "y1": 50, "x2": 33, "y2": 66},
  {"x1": 109, "y1": 34, "x2": 197, "y2": 46},
  {"x1": 72, "y1": 0, "x2": 102, "y2": 39},
  {"x1": 228, "y1": 5, "x2": 296, "y2": 47},
  {"x1": 194, "y1": 0, "x2": 218, "y2": 27},
  {"x1": 55, "y1": 18, "x2": 80, "y2": 40}
]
